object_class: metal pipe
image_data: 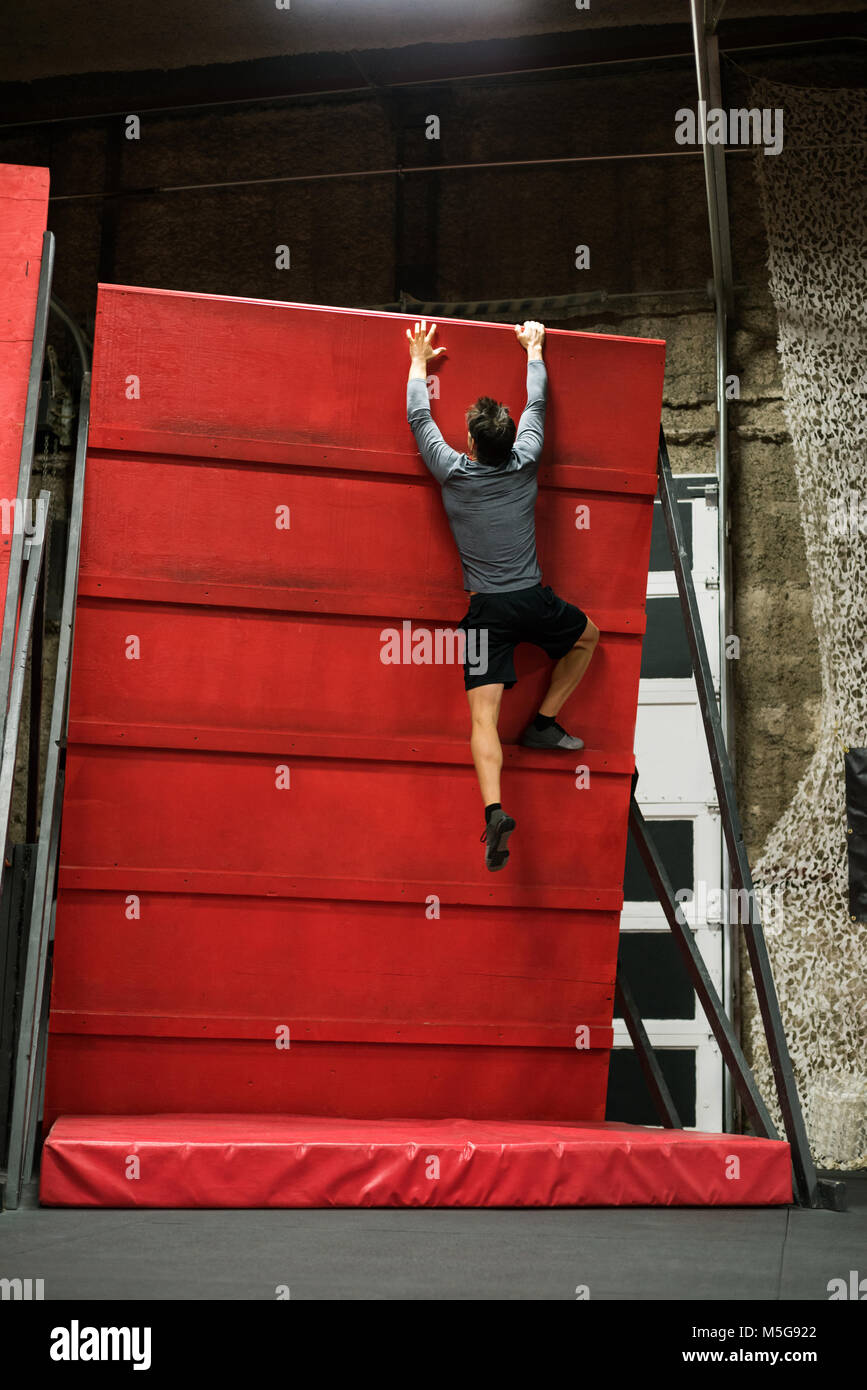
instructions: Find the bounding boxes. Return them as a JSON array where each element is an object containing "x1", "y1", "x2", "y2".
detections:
[
  {"x1": 47, "y1": 145, "x2": 756, "y2": 205},
  {"x1": 706, "y1": 26, "x2": 739, "y2": 1136},
  {"x1": 689, "y1": 0, "x2": 739, "y2": 1135},
  {"x1": 50, "y1": 296, "x2": 91, "y2": 376}
]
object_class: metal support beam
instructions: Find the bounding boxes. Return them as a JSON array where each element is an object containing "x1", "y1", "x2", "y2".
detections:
[
  {"x1": 614, "y1": 970, "x2": 682, "y2": 1129},
  {"x1": 0, "y1": 493, "x2": 51, "y2": 907},
  {"x1": 658, "y1": 428, "x2": 820, "y2": 1208},
  {"x1": 629, "y1": 796, "x2": 776, "y2": 1138},
  {"x1": 25, "y1": 530, "x2": 45, "y2": 846},
  {"x1": 688, "y1": 0, "x2": 739, "y2": 1133},
  {"x1": 4, "y1": 374, "x2": 90, "y2": 1210},
  {"x1": 0, "y1": 843, "x2": 33, "y2": 1167}
]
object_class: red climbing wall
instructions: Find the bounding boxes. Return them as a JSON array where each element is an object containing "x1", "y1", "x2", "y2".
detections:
[{"x1": 44, "y1": 286, "x2": 665, "y2": 1129}]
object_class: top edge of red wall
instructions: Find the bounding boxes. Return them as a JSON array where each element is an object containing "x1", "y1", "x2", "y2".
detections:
[{"x1": 95, "y1": 283, "x2": 666, "y2": 349}]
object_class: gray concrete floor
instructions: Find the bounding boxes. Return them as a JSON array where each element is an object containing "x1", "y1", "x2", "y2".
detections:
[{"x1": 1, "y1": 1173, "x2": 864, "y2": 1300}]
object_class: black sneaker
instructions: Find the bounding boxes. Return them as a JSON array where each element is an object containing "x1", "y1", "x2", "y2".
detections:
[
  {"x1": 480, "y1": 808, "x2": 516, "y2": 872},
  {"x1": 520, "y1": 720, "x2": 584, "y2": 750}
]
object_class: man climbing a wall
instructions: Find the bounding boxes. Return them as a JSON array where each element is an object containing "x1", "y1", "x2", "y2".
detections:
[{"x1": 406, "y1": 317, "x2": 600, "y2": 872}]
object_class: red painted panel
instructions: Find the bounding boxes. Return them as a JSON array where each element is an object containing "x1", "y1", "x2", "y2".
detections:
[
  {"x1": 58, "y1": 745, "x2": 632, "y2": 895},
  {"x1": 50, "y1": 893, "x2": 619, "y2": 1026},
  {"x1": 47, "y1": 286, "x2": 665, "y2": 1131},
  {"x1": 76, "y1": 454, "x2": 653, "y2": 625},
  {"x1": 43, "y1": 1037, "x2": 611, "y2": 1131},
  {"x1": 67, "y1": 599, "x2": 643, "y2": 754},
  {"x1": 0, "y1": 163, "x2": 50, "y2": 601}
]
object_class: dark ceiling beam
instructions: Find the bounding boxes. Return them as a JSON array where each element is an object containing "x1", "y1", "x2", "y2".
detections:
[{"x1": 0, "y1": 12, "x2": 863, "y2": 128}]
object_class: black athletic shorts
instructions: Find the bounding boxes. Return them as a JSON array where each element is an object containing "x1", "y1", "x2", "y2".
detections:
[{"x1": 456, "y1": 582, "x2": 589, "y2": 691}]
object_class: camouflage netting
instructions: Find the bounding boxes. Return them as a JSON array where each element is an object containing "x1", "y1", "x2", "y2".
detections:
[{"x1": 745, "y1": 79, "x2": 867, "y2": 1169}]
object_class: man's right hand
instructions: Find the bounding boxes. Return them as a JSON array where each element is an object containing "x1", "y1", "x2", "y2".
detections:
[{"x1": 515, "y1": 320, "x2": 545, "y2": 360}]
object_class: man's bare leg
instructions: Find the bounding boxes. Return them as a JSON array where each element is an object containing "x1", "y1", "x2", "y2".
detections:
[
  {"x1": 467, "y1": 682, "x2": 505, "y2": 803},
  {"x1": 467, "y1": 682, "x2": 515, "y2": 871},
  {"x1": 538, "y1": 619, "x2": 600, "y2": 718}
]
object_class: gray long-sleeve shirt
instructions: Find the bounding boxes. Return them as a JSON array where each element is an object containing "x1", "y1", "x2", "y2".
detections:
[{"x1": 406, "y1": 359, "x2": 547, "y2": 593}]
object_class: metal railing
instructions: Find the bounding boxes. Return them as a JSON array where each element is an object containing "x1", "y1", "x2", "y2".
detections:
[
  {"x1": 0, "y1": 231, "x2": 92, "y2": 1209},
  {"x1": 614, "y1": 428, "x2": 845, "y2": 1212}
]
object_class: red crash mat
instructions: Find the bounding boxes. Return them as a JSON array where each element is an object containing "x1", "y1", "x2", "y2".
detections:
[{"x1": 40, "y1": 1114, "x2": 793, "y2": 1208}]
